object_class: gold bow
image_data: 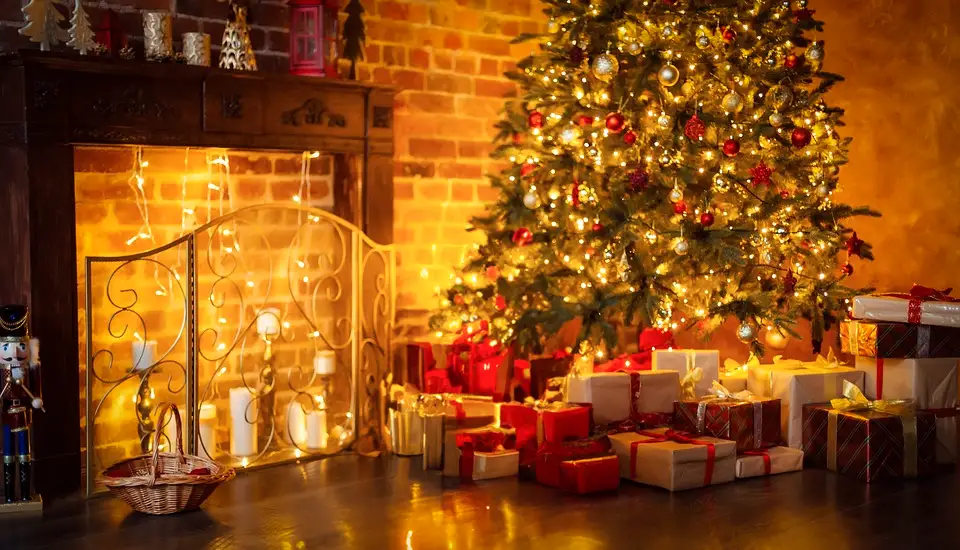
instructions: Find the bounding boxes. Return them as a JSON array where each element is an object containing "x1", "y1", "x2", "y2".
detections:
[
  {"x1": 705, "y1": 380, "x2": 757, "y2": 402},
  {"x1": 829, "y1": 380, "x2": 915, "y2": 416},
  {"x1": 772, "y1": 348, "x2": 840, "y2": 370},
  {"x1": 723, "y1": 353, "x2": 758, "y2": 374},
  {"x1": 679, "y1": 366, "x2": 703, "y2": 401}
]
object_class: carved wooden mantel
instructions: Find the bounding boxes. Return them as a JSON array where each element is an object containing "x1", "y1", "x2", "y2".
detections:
[{"x1": 0, "y1": 51, "x2": 395, "y2": 499}]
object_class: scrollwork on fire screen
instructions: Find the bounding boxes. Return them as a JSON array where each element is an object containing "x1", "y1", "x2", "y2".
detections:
[{"x1": 84, "y1": 204, "x2": 395, "y2": 495}]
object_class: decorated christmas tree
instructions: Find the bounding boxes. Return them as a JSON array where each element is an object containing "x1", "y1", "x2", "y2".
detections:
[{"x1": 430, "y1": 0, "x2": 879, "y2": 357}]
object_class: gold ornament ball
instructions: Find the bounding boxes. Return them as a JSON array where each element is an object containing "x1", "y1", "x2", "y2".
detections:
[
  {"x1": 448, "y1": 318, "x2": 463, "y2": 333},
  {"x1": 713, "y1": 174, "x2": 730, "y2": 192},
  {"x1": 722, "y1": 91, "x2": 744, "y2": 113},
  {"x1": 674, "y1": 238, "x2": 690, "y2": 255},
  {"x1": 668, "y1": 187, "x2": 683, "y2": 202},
  {"x1": 696, "y1": 35, "x2": 710, "y2": 49},
  {"x1": 805, "y1": 40, "x2": 825, "y2": 66},
  {"x1": 658, "y1": 64, "x2": 680, "y2": 87},
  {"x1": 592, "y1": 54, "x2": 619, "y2": 81},
  {"x1": 767, "y1": 85, "x2": 794, "y2": 111},
  {"x1": 764, "y1": 329, "x2": 789, "y2": 350},
  {"x1": 736, "y1": 321, "x2": 758, "y2": 343},
  {"x1": 657, "y1": 114, "x2": 672, "y2": 129},
  {"x1": 523, "y1": 192, "x2": 539, "y2": 209},
  {"x1": 816, "y1": 184, "x2": 830, "y2": 196},
  {"x1": 627, "y1": 42, "x2": 642, "y2": 54},
  {"x1": 547, "y1": 20, "x2": 559, "y2": 33},
  {"x1": 769, "y1": 112, "x2": 786, "y2": 127},
  {"x1": 560, "y1": 126, "x2": 580, "y2": 143}
]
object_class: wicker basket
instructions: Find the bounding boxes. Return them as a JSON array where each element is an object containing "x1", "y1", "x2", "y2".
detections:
[{"x1": 100, "y1": 403, "x2": 236, "y2": 515}]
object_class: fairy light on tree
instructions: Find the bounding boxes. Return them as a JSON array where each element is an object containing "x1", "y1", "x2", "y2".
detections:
[{"x1": 430, "y1": 0, "x2": 878, "y2": 356}]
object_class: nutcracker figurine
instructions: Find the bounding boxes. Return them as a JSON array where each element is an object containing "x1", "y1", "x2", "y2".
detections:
[{"x1": 0, "y1": 305, "x2": 43, "y2": 503}]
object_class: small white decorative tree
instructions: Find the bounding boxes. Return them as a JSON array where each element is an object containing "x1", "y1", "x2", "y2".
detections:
[
  {"x1": 66, "y1": 0, "x2": 95, "y2": 55},
  {"x1": 20, "y1": 0, "x2": 67, "y2": 52}
]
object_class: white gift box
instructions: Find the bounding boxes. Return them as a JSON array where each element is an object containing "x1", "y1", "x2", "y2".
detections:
[
  {"x1": 719, "y1": 370, "x2": 748, "y2": 393},
  {"x1": 735, "y1": 446, "x2": 804, "y2": 479},
  {"x1": 746, "y1": 359, "x2": 865, "y2": 448},
  {"x1": 853, "y1": 294, "x2": 960, "y2": 328},
  {"x1": 442, "y1": 427, "x2": 519, "y2": 480},
  {"x1": 564, "y1": 371, "x2": 679, "y2": 426},
  {"x1": 855, "y1": 356, "x2": 958, "y2": 463},
  {"x1": 652, "y1": 350, "x2": 720, "y2": 398},
  {"x1": 609, "y1": 428, "x2": 736, "y2": 491}
]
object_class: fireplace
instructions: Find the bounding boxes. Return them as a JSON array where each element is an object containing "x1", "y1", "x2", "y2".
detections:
[{"x1": 0, "y1": 51, "x2": 396, "y2": 498}]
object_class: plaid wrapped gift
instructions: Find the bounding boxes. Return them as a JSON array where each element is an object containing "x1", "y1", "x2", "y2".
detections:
[
  {"x1": 673, "y1": 382, "x2": 781, "y2": 452},
  {"x1": 801, "y1": 381, "x2": 937, "y2": 483},
  {"x1": 841, "y1": 319, "x2": 960, "y2": 359}
]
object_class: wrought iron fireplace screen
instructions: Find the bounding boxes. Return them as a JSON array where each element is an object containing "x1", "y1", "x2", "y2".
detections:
[{"x1": 83, "y1": 204, "x2": 395, "y2": 496}]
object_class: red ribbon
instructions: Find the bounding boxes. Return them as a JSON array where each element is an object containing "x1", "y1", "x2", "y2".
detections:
[
  {"x1": 451, "y1": 401, "x2": 467, "y2": 425},
  {"x1": 456, "y1": 431, "x2": 508, "y2": 482},
  {"x1": 880, "y1": 285, "x2": 959, "y2": 324},
  {"x1": 629, "y1": 430, "x2": 717, "y2": 486},
  {"x1": 742, "y1": 449, "x2": 771, "y2": 476},
  {"x1": 876, "y1": 358, "x2": 884, "y2": 399}
]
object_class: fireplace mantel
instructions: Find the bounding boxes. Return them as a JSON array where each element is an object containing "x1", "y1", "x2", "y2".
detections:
[{"x1": 0, "y1": 51, "x2": 395, "y2": 499}]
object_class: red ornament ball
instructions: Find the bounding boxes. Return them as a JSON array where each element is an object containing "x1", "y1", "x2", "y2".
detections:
[
  {"x1": 785, "y1": 54, "x2": 800, "y2": 69},
  {"x1": 623, "y1": 130, "x2": 638, "y2": 145},
  {"x1": 684, "y1": 114, "x2": 706, "y2": 140},
  {"x1": 512, "y1": 228, "x2": 534, "y2": 246},
  {"x1": 605, "y1": 112, "x2": 626, "y2": 133},
  {"x1": 495, "y1": 295, "x2": 507, "y2": 311},
  {"x1": 578, "y1": 115, "x2": 595, "y2": 126},
  {"x1": 592, "y1": 222, "x2": 605, "y2": 233},
  {"x1": 454, "y1": 294, "x2": 464, "y2": 305},
  {"x1": 628, "y1": 167, "x2": 649, "y2": 192},
  {"x1": 486, "y1": 265, "x2": 500, "y2": 280},
  {"x1": 841, "y1": 263, "x2": 855, "y2": 276},
  {"x1": 700, "y1": 212, "x2": 715, "y2": 226},
  {"x1": 520, "y1": 163, "x2": 536, "y2": 177},
  {"x1": 791, "y1": 127, "x2": 812, "y2": 148},
  {"x1": 722, "y1": 139, "x2": 741, "y2": 157},
  {"x1": 750, "y1": 162, "x2": 775, "y2": 186},
  {"x1": 586, "y1": 247, "x2": 596, "y2": 256},
  {"x1": 722, "y1": 27, "x2": 737, "y2": 42},
  {"x1": 673, "y1": 200, "x2": 687, "y2": 215},
  {"x1": 780, "y1": 190, "x2": 790, "y2": 198},
  {"x1": 512, "y1": 132, "x2": 523, "y2": 144},
  {"x1": 528, "y1": 111, "x2": 545, "y2": 129}
]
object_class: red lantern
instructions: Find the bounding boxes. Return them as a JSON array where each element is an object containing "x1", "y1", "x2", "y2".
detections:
[{"x1": 289, "y1": 0, "x2": 340, "y2": 77}]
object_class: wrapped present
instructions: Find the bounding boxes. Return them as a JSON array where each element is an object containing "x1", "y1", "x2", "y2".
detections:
[
  {"x1": 529, "y1": 353, "x2": 573, "y2": 400},
  {"x1": 499, "y1": 402, "x2": 591, "y2": 466},
  {"x1": 443, "y1": 426, "x2": 519, "y2": 480},
  {"x1": 735, "y1": 447, "x2": 803, "y2": 479},
  {"x1": 746, "y1": 352, "x2": 865, "y2": 448},
  {"x1": 852, "y1": 285, "x2": 960, "y2": 328},
  {"x1": 673, "y1": 382, "x2": 781, "y2": 452},
  {"x1": 801, "y1": 382, "x2": 936, "y2": 483},
  {"x1": 443, "y1": 394, "x2": 498, "y2": 429},
  {"x1": 720, "y1": 371, "x2": 748, "y2": 393},
  {"x1": 558, "y1": 455, "x2": 621, "y2": 494},
  {"x1": 853, "y1": 356, "x2": 957, "y2": 463},
  {"x1": 609, "y1": 428, "x2": 737, "y2": 491},
  {"x1": 535, "y1": 436, "x2": 612, "y2": 488},
  {"x1": 405, "y1": 341, "x2": 446, "y2": 390},
  {"x1": 652, "y1": 350, "x2": 720, "y2": 398},
  {"x1": 565, "y1": 371, "x2": 679, "y2": 426},
  {"x1": 841, "y1": 319, "x2": 960, "y2": 359}
]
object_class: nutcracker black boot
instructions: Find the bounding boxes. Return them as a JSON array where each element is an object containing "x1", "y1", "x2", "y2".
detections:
[
  {"x1": 18, "y1": 457, "x2": 31, "y2": 501},
  {"x1": 3, "y1": 458, "x2": 14, "y2": 503}
]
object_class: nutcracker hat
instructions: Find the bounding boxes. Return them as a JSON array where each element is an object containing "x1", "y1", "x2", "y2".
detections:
[{"x1": 0, "y1": 304, "x2": 29, "y2": 341}]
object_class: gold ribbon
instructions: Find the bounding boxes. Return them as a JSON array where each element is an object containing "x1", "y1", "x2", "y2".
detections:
[
  {"x1": 695, "y1": 381, "x2": 763, "y2": 445},
  {"x1": 765, "y1": 349, "x2": 841, "y2": 399},
  {"x1": 826, "y1": 380, "x2": 918, "y2": 478},
  {"x1": 680, "y1": 366, "x2": 703, "y2": 401},
  {"x1": 723, "y1": 353, "x2": 758, "y2": 374}
]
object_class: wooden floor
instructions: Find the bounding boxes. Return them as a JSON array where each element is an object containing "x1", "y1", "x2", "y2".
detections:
[{"x1": 2, "y1": 455, "x2": 959, "y2": 549}]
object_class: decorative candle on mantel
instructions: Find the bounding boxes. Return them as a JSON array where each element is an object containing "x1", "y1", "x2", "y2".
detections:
[
  {"x1": 306, "y1": 410, "x2": 327, "y2": 450},
  {"x1": 288, "y1": 401, "x2": 307, "y2": 446},
  {"x1": 198, "y1": 402, "x2": 218, "y2": 460},
  {"x1": 132, "y1": 339, "x2": 157, "y2": 372},
  {"x1": 229, "y1": 387, "x2": 258, "y2": 457},
  {"x1": 257, "y1": 308, "x2": 281, "y2": 337},
  {"x1": 314, "y1": 350, "x2": 336, "y2": 376}
]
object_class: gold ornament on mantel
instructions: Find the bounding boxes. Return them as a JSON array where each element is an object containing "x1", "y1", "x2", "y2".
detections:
[{"x1": 219, "y1": 2, "x2": 258, "y2": 71}]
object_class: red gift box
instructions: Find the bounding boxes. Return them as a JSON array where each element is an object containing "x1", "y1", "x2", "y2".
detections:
[
  {"x1": 558, "y1": 455, "x2": 620, "y2": 494},
  {"x1": 673, "y1": 397, "x2": 781, "y2": 452},
  {"x1": 500, "y1": 403, "x2": 592, "y2": 466},
  {"x1": 535, "y1": 436, "x2": 612, "y2": 488},
  {"x1": 801, "y1": 383, "x2": 937, "y2": 483}
]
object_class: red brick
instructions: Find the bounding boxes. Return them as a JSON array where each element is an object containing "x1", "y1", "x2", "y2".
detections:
[
  {"x1": 409, "y1": 138, "x2": 458, "y2": 158},
  {"x1": 235, "y1": 178, "x2": 268, "y2": 200},
  {"x1": 416, "y1": 182, "x2": 450, "y2": 201},
  {"x1": 443, "y1": 32, "x2": 464, "y2": 50},
  {"x1": 454, "y1": 55, "x2": 478, "y2": 75},
  {"x1": 439, "y1": 163, "x2": 483, "y2": 179},
  {"x1": 365, "y1": 44, "x2": 381, "y2": 64},
  {"x1": 501, "y1": 20, "x2": 520, "y2": 36},
  {"x1": 455, "y1": 0, "x2": 487, "y2": 8},
  {"x1": 372, "y1": 67, "x2": 392, "y2": 86},
  {"x1": 409, "y1": 48, "x2": 430, "y2": 69},
  {"x1": 178, "y1": 0, "x2": 230, "y2": 19},
  {"x1": 250, "y1": 2, "x2": 288, "y2": 28},
  {"x1": 500, "y1": 60, "x2": 518, "y2": 74},
  {"x1": 249, "y1": 28, "x2": 267, "y2": 51},
  {"x1": 266, "y1": 30, "x2": 289, "y2": 53},
  {"x1": 468, "y1": 36, "x2": 511, "y2": 57},
  {"x1": 521, "y1": 20, "x2": 541, "y2": 34},
  {"x1": 479, "y1": 57, "x2": 499, "y2": 77},
  {"x1": 395, "y1": 226, "x2": 417, "y2": 244},
  {"x1": 270, "y1": 179, "x2": 304, "y2": 202},
  {"x1": 229, "y1": 155, "x2": 272, "y2": 175},
  {"x1": 257, "y1": 54, "x2": 290, "y2": 73},
  {"x1": 382, "y1": 45, "x2": 406, "y2": 66},
  {"x1": 75, "y1": 175, "x2": 134, "y2": 201},
  {"x1": 449, "y1": 10, "x2": 482, "y2": 32},
  {"x1": 428, "y1": 5, "x2": 453, "y2": 26},
  {"x1": 489, "y1": 0, "x2": 531, "y2": 16},
  {"x1": 450, "y1": 182, "x2": 476, "y2": 202},
  {"x1": 396, "y1": 162, "x2": 436, "y2": 178},
  {"x1": 475, "y1": 78, "x2": 516, "y2": 98},
  {"x1": 395, "y1": 181, "x2": 415, "y2": 200},
  {"x1": 427, "y1": 74, "x2": 473, "y2": 94},
  {"x1": 406, "y1": 92, "x2": 456, "y2": 114},
  {"x1": 455, "y1": 96, "x2": 504, "y2": 118},
  {"x1": 113, "y1": 202, "x2": 184, "y2": 226},
  {"x1": 458, "y1": 141, "x2": 494, "y2": 159},
  {"x1": 393, "y1": 69, "x2": 425, "y2": 90},
  {"x1": 75, "y1": 203, "x2": 109, "y2": 225},
  {"x1": 434, "y1": 52, "x2": 454, "y2": 70},
  {"x1": 172, "y1": 15, "x2": 200, "y2": 37},
  {"x1": 74, "y1": 147, "x2": 134, "y2": 173},
  {"x1": 367, "y1": 19, "x2": 416, "y2": 43},
  {"x1": 477, "y1": 183, "x2": 500, "y2": 201}
]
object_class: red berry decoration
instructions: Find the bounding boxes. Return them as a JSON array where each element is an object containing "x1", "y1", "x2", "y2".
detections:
[
  {"x1": 623, "y1": 130, "x2": 638, "y2": 145},
  {"x1": 673, "y1": 200, "x2": 687, "y2": 215},
  {"x1": 783, "y1": 270, "x2": 797, "y2": 293},
  {"x1": 571, "y1": 179, "x2": 581, "y2": 207},
  {"x1": 454, "y1": 294, "x2": 464, "y2": 305},
  {"x1": 791, "y1": 127, "x2": 812, "y2": 148},
  {"x1": 722, "y1": 139, "x2": 741, "y2": 157},
  {"x1": 520, "y1": 163, "x2": 536, "y2": 177},
  {"x1": 512, "y1": 228, "x2": 533, "y2": 246},
  {"x1": 578, "y1": 115, "x2": 594, "y2": 126},
  {"x1": 845, "y1": 231, "x2": 864, "y2": 257},
  {"x1": 785, "y1": 54, "x2": 800, "y2": 69},
  {"x1": 841, "y1": 263, "x2": 855, "y2": 276},
  {"x1": 486, "y1": 265, "x2": 500, "y2": 280},
  {"x1": 528, "y1": 111, "x2": 544, "y2": 129},
  {"x1": 495, "y1": 295, "x2": 507, "y2": 311},
  {"x1": 722, "y1": 27, "x2": 737, "y2": 42},
  {"x1": 512, "y1": 132, "x2": 523, "y2": 144},
  {"x1": 749, "y1": 162, "x2": 774, "y2": 186},
  {"x1": 700, "y1": 212, "x2": 715, "y2": 227},
  {"x1": 780, "y1": 190, "x2": 790, "y2": 198},
  {"x1": 605, "y1": 112, "x2": 626, "y2": 133},
  {"x1": 683, "y1": 114, "x2": 706, "y2": 141},
  {"x1": 592, "y1": 222, "x2": 605, "y2": 233},
  {"x1": 628, "y1": 167, "x2": 649, "y2": 192}
]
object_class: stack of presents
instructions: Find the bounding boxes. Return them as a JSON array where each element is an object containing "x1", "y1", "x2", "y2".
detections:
[{"x1": 394, "y1": 286, "x2": 958, "y2": 492}]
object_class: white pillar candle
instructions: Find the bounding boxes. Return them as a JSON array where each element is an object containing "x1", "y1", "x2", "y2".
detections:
[
  {"x1": 132, "y1": 340, "x2": 157, "y2": 371},
  {"x1": 229, "y1": 387, "x2": 258, "y2": 457},
  {"x1": 288, "y1": 401, "x2": 307, "y2": 446},
  {"x1": 161, "y1": 411, "x2": 179, "y2": 452},
  {"x1": 198, "y1": 402, "x2": 218, "y2": 460},
  {"x1": 313, "y1": 350, "x2": 336, "y2": 376},
  {"x1": 306, "y1": 410, "x2": 327, "y2": 450},
  {"x1": 256, "y1": 308, "x2": 281, "y2": 337}
]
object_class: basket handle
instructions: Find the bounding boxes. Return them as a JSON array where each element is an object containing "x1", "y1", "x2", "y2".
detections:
[{"x1": 149, "y1": 402, "x2": 186, "y2": 487}]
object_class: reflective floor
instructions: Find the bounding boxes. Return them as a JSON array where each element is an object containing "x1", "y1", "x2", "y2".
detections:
[{"x1": 3, "y1": 455, "x2": 958, "y2": 549}]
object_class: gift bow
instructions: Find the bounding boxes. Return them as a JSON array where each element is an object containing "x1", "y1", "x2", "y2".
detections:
[
  {"x1": 829, "y1": 380, "x2": 915, "y2": 416},
  {"x1": 881, "y1": 284, "x2": 959, "y2": 303},
  {"x1": 704, "y1": 380, "x2": 756, "y2": 402},
  {"x1": 693, "y1": 381, "x2": 765, "y2": 448},
  {"x1": 679, "y1": 366, "x2": 703, "y2": 401},
  {"x1": 771, "y1": 348, "x2": 839, "y2": 370},
  {"x1": 723, "y1": 353, "x2": 759, "y2": 374}
]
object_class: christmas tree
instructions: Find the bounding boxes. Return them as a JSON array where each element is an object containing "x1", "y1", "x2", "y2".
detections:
[
  {"x1": 20, "y1": 0, "x2": 67, "y2": 51},
  {"x1": 341, "y1": 0, "x2": 366, "y2": 80},
  {"x1": 66, "y1": 0, "x2": 95, "y2": 55},
  {"x1": 429, "y1": 0, "x2": 879, "y2": 357}
]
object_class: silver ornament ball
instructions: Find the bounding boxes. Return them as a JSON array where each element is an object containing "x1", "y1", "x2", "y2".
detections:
[
  {"x1": 658, "y1": 64, "x2": 680, "y2": 87},
  {"x1": 674, "y1": 239, "x2": 690, "y2": 255},
  {"x1": 767, "y1": 85, "x2": 794, "y2": 111},
  {"x1": 722, "y1": 91, "x2": 743, "y2": 113},
  {"x1": 805, "y1": 41, "x2": 825, "y2": 62},
  {"x1": 668, "y1": 187, "x2": 683, "y2": 202},
  {"x1": 696, "y1": 36, "x2": 711, "y2": 49},
  {"x1": 591, "y1": 54, "x2": 619, "y2": 81},
  {"x1": 627, "y1": 42, "x2": 641, "y2": 54},
  {"x1": 816, "y1": 184, "x2": 830, "y2": 197},
  {"x1": 737, "y1": 321, "x2": 758, "y2": 343},
  {"x1": 657, "y1": 114, "x2": 672, "y2": 129},
  {"x1": 769, "y1": 112, "x2": 786, "y2": 127},
  {"x1": 560, "y1": 127, "x2": 579, "y2": 143},
  {"x1": 523, "y1": 192, "x2": 539, "y2": 209}
]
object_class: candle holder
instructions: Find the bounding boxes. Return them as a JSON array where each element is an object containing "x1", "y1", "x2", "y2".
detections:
[{"x1": 142, "y1": 11, "x2": 173, "y2": 61}]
